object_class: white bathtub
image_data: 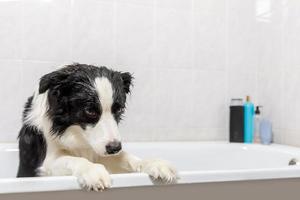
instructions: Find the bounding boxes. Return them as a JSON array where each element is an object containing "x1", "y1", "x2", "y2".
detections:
[{"x1": 1, "y1": 142, "x2": 300, "y2": 199}]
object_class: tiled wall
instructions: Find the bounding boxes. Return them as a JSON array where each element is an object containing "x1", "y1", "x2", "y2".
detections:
[
  {"x1": 0, "y1": 0, "x2": 298, "y2": 145},
  {"x1": 258, "y1": 0, "x2": 300, "y2": 146}
]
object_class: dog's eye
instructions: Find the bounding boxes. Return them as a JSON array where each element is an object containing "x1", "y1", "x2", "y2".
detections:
[
  {"x1": 84, "y1": 109, "x2": 98, "y2": 119},
  {"x1": 112, "y1": 103, "x2": 124, "y2": 114}
]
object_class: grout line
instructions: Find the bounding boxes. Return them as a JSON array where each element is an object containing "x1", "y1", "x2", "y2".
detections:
[
  {"x1": 281, "y1": 0, "x2": 287, "y2": 143},
  {"x1": 225, "y1": 0, "x2": 230, "y2": 138},
  {"x1": 0, "y1": 58, "x2": 71, "y2": 64},
  {"x1": 112, "y1": 0, "x2": 117, "y2": 67},
  {"x1": 70, "y1": 0, "x2": 74, "y2": 61},
  {"x1": 0, "y1": 58, "x2": 23, "y2": 62},
  {"x1": 191, "y1": 0, "x2": 195, "y2": 70},
  {"x1": 152, "y1": 0, "x2": 158, "y2": 138},
  {"x1": 20, "y1": 0, "x2": 24, "y2": 61},
  {"x1": 152, "y1": 0, "x2": 157, "y2": 71}
]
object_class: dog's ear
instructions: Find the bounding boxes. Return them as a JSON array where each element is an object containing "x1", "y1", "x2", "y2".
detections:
[
  {"x1": 121, "y1": 72, "x2": 133, "y2": 94},
  {"x1": 39, "y1": 71, "x2": 69, "y2": 94}
]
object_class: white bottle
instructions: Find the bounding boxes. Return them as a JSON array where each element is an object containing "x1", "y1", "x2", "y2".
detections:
[{"x1": 254, "y1": 106, "x2": 262, "y2": 143}]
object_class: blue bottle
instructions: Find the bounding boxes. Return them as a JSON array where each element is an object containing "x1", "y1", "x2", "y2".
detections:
[{"x1": 244, "y1": 96, "x2": 255, "y2": 143}]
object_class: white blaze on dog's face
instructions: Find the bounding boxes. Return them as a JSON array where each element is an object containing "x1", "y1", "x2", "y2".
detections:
[
  {"x1": 84, "y1": 78, "x2": 121, "y2": 156},
  {"x1": 38, "y1": 65, "x2": 132, "y2": 157}
]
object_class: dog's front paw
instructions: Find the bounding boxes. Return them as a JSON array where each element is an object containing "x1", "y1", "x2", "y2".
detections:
[
  {"x1": 77, "y1": 164, "x2": 111, "y2": 191},
  {"x1": 139, "y1": 159, "x2": 178, "y2": 183}
]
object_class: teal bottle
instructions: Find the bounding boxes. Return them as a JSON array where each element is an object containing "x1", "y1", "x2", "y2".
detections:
[{"x1": 244, "y1": 96, "x2": 255, "y2": 143}]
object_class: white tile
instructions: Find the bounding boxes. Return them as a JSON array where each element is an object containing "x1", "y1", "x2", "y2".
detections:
[
  {"x1": 115, "y1": 0, "x2": 154, "y2": 7},
  {"x1": 194, "y1": 0, "x2": 224, "y2": 12},
  {"x1": 119, "y1": 67, "x2": 158, "y2": 141},
  {"x1": 72, "y1": 0, "x2": 114, "y2": 66},
  {"x1": 22, "y1": 0, "x2": 72, "y2": 62},
  {"x1": 272, "y1": 128, "x2": 285, "y2": 144},
  {"x1": 283, "y1": 0, "x2": 300, "y2": 68},
  {"x1": 227, "y1": 0, "x2": 258, "y2": 71},
  {"x1": 123, "y1": 68, "x2": 227, "y2": 141},
  {"x1": 156, "y1": 0, "x2": 192, "y2": 11},
  {"x1": 20, "y1": 61, "x2": 59, "y2": 101},
  {"x1": 194, "y1": 0, "x2": 226, "y2": 70},
  {"x1": 227, "y1": 0, "x2": 282, "y2": 72},
  {"x1": 258, "y1": 0, "x2": 283, "y2": 71},
  {"x1": 154, "y1": 69, "x2": 197, "y2": 134},
  {"x1": 155, "y1": 8, "x2": 193, "y2": 69},
  {"x1": 0, "y1": 1, "x2": 22, "y2": 59},
  {"x1": 228, "y1": 70, "x2": 257, "y2": 103},
  {"x1": 191, "y1": 70, "x2": 227, "y2": 129},
  {"x1": 192, "y1": 128, "x2": 227, "y2": 141},
  {"x1": 115, "y1": 2, "x2": 154, "y2": 68},
  {"x1": 0, "y1": 61, "x2": 22, "y2": 142},
  {"x1": 257, "y1": 68, "x2": 284, "y2": 130},
  {"x1": 281, "y1": 130, "x2": 300, "y2": 147},
  {"x1": 282, "y1": 68, "x2": 300, "y2": 131},
  {"x1": 124, "y1": 68, "x2": 227, "y2": 141}
]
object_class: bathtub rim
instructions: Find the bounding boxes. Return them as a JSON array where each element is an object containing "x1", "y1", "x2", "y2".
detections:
[
  {"x1": 1, "y1": 167, "x2": 300, "y2": 194},
  {"x1": 1, "y1": 141, "x2": 300, "y2": 194}
]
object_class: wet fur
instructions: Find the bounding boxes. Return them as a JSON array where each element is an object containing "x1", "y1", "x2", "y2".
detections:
[{"x1": 17, "y1": 64, "x2": 177, "y2": 190}]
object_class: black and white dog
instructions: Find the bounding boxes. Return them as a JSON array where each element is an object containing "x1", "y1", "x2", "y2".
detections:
[{"x1": 17, "y1": 64, "x2": 177, "y2": 191}]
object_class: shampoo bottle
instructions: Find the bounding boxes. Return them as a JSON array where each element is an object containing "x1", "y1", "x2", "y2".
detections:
[
  {"x1": 260, "y1": 119, "x2": 273, "y2": 145},
  {"x1": 244, "y1": 96, "x2": 255, "y2": 143},
  {"x1": 229, "y1": 98, "x2": 244, "y2": 143},
  {"x1": 254, "y1": 106, "x2": 262, "y2": 143}
]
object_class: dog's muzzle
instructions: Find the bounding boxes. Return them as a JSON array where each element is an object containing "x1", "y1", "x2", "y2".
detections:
[{"x1": 106, "y1": 141, "x2": 122, "y2": 155}]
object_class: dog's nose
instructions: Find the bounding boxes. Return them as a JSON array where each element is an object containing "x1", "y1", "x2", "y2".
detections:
[{"x1": 106, "y1": 141, "x2": 122, "y2": 155}]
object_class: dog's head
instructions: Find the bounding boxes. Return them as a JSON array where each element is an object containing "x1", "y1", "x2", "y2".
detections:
[{"x1": 39, "y1": 64, "x2": 133, "y2": 156}]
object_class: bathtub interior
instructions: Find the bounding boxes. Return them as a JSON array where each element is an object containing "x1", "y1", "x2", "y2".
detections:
[
  {"x1": 1, "y1": 142, "x2": 300, "y2": 179},
  {"x1": 124, "y1": 142, "x2": 300, "y2": 170}
]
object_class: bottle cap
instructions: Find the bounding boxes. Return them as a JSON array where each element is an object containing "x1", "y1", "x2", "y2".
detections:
[
  {"x1": 246, "y1": 96, "x2": 250, "y2": 102},
  {"x1": 255, "y1": 106, "x2": 260, "y2": 115},
  {"x1": 255, "y1": 106, "x2": 263, "y2": 115},
  {"x1": 230, "y1": 98, "x2": 243, "y2": 106}
]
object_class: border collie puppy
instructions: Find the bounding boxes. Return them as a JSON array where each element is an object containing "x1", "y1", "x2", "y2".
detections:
[{"x1": 17, "y1": 64, "x2": 177, "y2": 191}]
